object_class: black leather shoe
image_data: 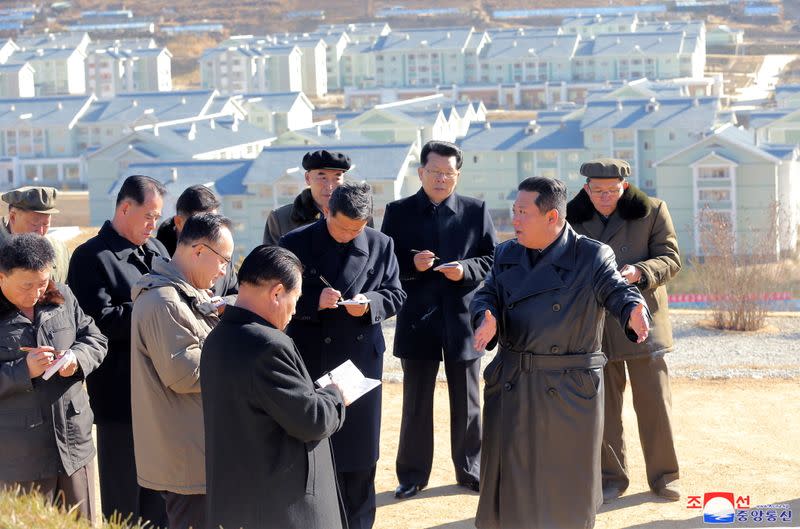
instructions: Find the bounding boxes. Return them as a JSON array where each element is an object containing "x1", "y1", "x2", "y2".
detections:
[
  {"x1": 602, "y1": 483, "x2": 627, "y2": 503},
  {"x1": 394, "y1": 482, "x2": 426, "y2": 499},
  {"x1": 457, "y1": 479, "x2": 480, "y2": 493}
]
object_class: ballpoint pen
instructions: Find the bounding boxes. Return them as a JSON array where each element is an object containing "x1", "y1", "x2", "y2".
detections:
[
  {"x1": 410, "y1": 249, "x2": 441, "y2": 262},
  {"x1": 319, "y1": 275, "x2": 345, "y2": 303}
]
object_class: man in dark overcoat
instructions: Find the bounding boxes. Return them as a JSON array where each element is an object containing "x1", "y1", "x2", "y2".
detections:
[
  {"x1": 470, "y1": 177, "x2": 650, "y2": 529},
  {"x1": 202, "y1": 245, "x2": 348, "y2": 529},
  {"x1": 381, "y1": 140, "x2": 496, "y2": 498},
  {"x1": 67, "y1": 175, "x2": 168, "y2": 526},
  {"x1": 566, "y1": 158, "x2": 682, "y2": 502},
  {"x1": 280, "y1": 182, "x2": 406, "y2": 529}
]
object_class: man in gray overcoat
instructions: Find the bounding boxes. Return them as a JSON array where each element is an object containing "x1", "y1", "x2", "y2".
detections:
[
  {"x1": 566, "y1": 158, "x2": 681, "y2": 502},
  {"x1": 470, "y1": 177, "x2": 650, "y2": 529}
]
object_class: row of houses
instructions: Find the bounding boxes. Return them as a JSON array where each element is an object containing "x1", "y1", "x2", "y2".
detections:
[
  {"x1": 0, "y1": 32, "x2": 171, "y2": 98},
  {"x1": 72, "y1": 82, "x2": 800, "y2": 260},
  {"x1": 200, "y1": 16, "x2": 711, "y2": 98},
  {"x1": 0, "y1": 89, "x2": 316, "y2": 192}
]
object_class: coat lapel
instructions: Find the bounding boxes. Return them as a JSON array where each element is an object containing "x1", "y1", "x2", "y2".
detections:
[
  {"x1": 600, "y1": 212, "x2": 625, "y2": 242},
  {"x1": 497, "y1": 226, "x2": 576, "y2": 305},
  {"x1": 338, "y1": 232, "x2": 370, "y2": 298},
  {"x1": 580, "y1": 213, "x2": 604, "y2": 241}
]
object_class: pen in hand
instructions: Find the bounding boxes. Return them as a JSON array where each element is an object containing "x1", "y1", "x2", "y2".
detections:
[
  {"x1": 319, "y1": 275, "x2": 344, "y2": 303},
  {"x1": 410, "y1": 249, "x2": 441, "y2": 262}
]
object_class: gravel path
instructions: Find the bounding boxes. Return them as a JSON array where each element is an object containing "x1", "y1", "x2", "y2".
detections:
[{"x1": 381, "y1": 310, "x2": 800, "y2": 380}]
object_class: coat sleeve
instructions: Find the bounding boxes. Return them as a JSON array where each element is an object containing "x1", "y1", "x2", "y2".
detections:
[
  {"x1": 134, "y1": 297, "x2": 203, "y2": 394},
  {"x1": 362, "y1": 238, "x2": 407, "y2": 324},
  {"x1": 459, "y1": 203, "x2": 497, "y2": 286},
  {"x1": 67, "y1": 247, "x2": 133, "y2": 343},
  {"x1": 0, "y1": 356, "x2": 33, "y2": 398},
  {"x1": 592, "y1": 244, "x2": 650, "y2": 342},
  {"x1": 469, "y1": 258, "x2": 503, "y2": 351},
  {"x1": 380, "y1": 202, "x2": 420, "y2": 281},
  {"x1": 263, "y1": 211, "x2": 281, "y2": 246},
  {"x1": 64, "y1": 286, "x2": 108, "y2": 379},
  {"x1": 250, "y1": 342, "x2": 346, "y2": 442},
  {"x1": 634, "y1": 201, "x2": 681, "y2": 290}
]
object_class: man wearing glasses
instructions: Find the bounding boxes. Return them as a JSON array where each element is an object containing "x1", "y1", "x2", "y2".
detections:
[
  {"x1": 130, "y1": 213, "x2": 234, "y2": 529},
  {"x1": 156, "y1": 185, "x2": 238, "y2": 304},
  {"x1": 263, "y1": 150, "x2": 358, "y2": 245},
  {"x1": 566, "y1": 158, "x2": 682, "y2": 503},
  {"x1": 381, "y1": 140, "x2": 497, "y2": 499}
]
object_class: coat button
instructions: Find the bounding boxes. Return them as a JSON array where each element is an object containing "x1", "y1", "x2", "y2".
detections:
[
  {"x1": 552, "y1": 303, "x2": 561, "y2": 312},
  {"x1": 621, "y1": 246, "x2": 628, "y2": 253},
  {"x1": 324, "y1": 337, "x2": 332, "y2": 344},
  {"x1": 356, "y1": 334, "x2": 364, "y2": 341},
  {"x1": 547, "y1": 387, "x2": 557, "y2": 397},
  {"x1": 508, "y1": 303, "x2": 515, "y2": 310},
  {"x1": 550, "y1": 345, "x2": 559, "y2": 354},
  {"x1": 503, "y1": 382, "x2": 513, "y2": 391}
]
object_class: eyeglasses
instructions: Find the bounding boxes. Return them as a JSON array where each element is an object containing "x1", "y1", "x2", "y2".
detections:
[
  {"x1": 192, "y1": 243, "x2": 231, "y2": 265},
  {"x1": 588, "y1": 187, "x2": 622, "y2": 198},
  {"x1": 424, "y1": 168, "x2": 459, "y2": 182}
]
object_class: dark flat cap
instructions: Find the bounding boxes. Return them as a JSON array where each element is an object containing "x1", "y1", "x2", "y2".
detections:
[
  {"x1": 579, "y1": 158, "x2": 631, "y2": 179},
  {"x1": 1, "y1": 186, "x2": 59, "y2": 214},
  {"x1": 302, "y1": 150, "x2": 351, "y2": 172}
]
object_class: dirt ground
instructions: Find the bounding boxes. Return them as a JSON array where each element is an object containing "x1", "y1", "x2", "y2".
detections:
[{"x1": 373, "y1": 378, "x2": 800, "y2": 529}]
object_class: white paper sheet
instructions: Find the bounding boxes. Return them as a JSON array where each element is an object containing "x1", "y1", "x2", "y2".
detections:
[
  {"x1": 316, "y1": 359, "x2": 381, "y2": 404},
  {"x1": 42, "y1": 350, "x2": 75, "y2": 381}
]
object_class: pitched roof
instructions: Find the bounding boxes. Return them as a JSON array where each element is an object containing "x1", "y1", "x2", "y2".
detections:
[
  {"x1": 577, "y1": 31, "x2": 687, "y2": 57},
  {"x1": 80, "y1": 90, "x2": 217, "y2": 124},
  {"x1": 0, "y1": 95, "x2": 93, "y2": 127},
  {"x1": 244, "y1": 143, "x2": 414, "y2": 185},
  {"x1": 372, "y1": 27, "x2": 476, "y2": 52},
  {"x1": 580, "y1": 97, "x2": 721, "y2": 130},
  {"x1": 482, "y1": 34, "x2": 579, "y2": 60},
  {"x1": 122, "y1": 160, "x2": 252, "y2": 196},
  {"x1": 458, "y1": 119, "x2": 584, "y2": 151}
]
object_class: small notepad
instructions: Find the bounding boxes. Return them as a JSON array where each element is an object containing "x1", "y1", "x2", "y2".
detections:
[{"x1": 316, "y1": 359, "x2": 381, "y2": 404}]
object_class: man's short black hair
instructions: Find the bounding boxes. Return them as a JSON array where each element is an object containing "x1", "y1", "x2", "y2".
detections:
[
  {"x1": 328, "y1": 181, "x2": 373, "y2": 221},
  {"x1": 518, "y1": 177, "x2": 567, "y2": 219},
  {"x1": 177, "y1": 213, "x2": 233, "y2": 247},
  {"x1": 115, "y1": 175, "x2": 167, "y2": 207},
  {"x1": 176, "y1": 185, "x2": 221, "y2": 217},
  {"x1": 0, "y1": 233, "x2": 55, "y2": 273},
  {"x1": 420, "y1": 140, "x2": 463, "y2": 170},
  {"x1": 238, "y1": 245, "x2": 303, "y2": 292}
]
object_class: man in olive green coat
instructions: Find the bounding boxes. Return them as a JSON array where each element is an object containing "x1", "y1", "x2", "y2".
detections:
[
  {"x1": 566, "y1": 158, "x2": 681, "y2": 503},
  {"x1": 0, "y1": 186, "x2": 70, "y2": 283}
]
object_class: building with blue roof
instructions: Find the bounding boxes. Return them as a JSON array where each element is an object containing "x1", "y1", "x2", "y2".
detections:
[
  {"x1": 6, "y1": 47, "x2": 86, "y2": 96},
  {"x1": 457, "y1": 117, "x2": 586, "y2": 220},
  {"x1": 654, "y1": 122, "x2": 799, "y2": 256},
  {"x1": 561, "y1": 14, "x2": 638, "y2": 38},
  {"x1": 86, "y1": 112, "x2": 275, "y2": 225}
]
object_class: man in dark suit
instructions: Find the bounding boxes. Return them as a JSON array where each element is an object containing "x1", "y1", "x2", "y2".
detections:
[
  {"x1": 381, "y1": 140, "x2": 497, "y2": 499},
  {"x1": 155, "y1": 184, "x2": 238, "y2": 301},
  {"x1": 280, "y1": 182, "x2": 406, "y2": 529},
  {"x1": 202, "y1": 245, "x2": 348, "y2": 529},
  {"x1": 67, "y1": 175, "x2": 168, "y2": 527}
]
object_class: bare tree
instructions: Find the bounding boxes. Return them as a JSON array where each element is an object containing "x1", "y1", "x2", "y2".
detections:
[{"x1": 692, "y1": 205, "x2": 785, "y2": 331}]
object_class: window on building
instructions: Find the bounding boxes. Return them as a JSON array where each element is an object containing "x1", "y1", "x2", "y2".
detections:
[
  {"x1": 699, "y1": 189, "x2": 731, "y2": 201},
  {"x1": 231, "y1": 199, "x2": 244, "y2": 210},
  {"x1": 698, "y1": 167, "x2": 730, "y2": 180},
  {"x1": 473, "y1": 155, "x2": 479, "y2": 163}
]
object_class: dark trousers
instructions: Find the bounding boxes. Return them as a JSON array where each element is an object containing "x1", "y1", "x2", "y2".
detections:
[
  {"x1": 601, "y1": 355, "x2": 680, "y2": 491},
  {"x1": 1, "y1": 460, "x2": 97, "y2": 524},
  {"x1": 162, "y1": 491, "x2": 206, "y2": 529},
  {"x1": 396, "y1": 357, "x2": 481, "y2": 486},
  {"x1": 337, "y1": 466, "x2": 376, "y2": 529},
  {"x1": 96, "y1": 422, "x2": 168, "y2": 528}
]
